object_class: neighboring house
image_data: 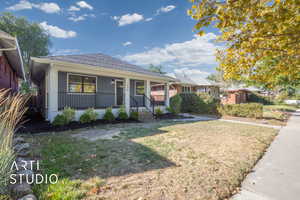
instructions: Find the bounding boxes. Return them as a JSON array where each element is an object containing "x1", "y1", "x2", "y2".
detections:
[
  {"x1": 0, "y1": 31, "x2": 26, "y2": 91},
  {"x1": 30, "y1": 53, "x2": 175, "y2": 121},
  {"x1": 151, "y1": 73, "x2": 220, "y2": 101},
  {"x1": 221, "y1": 86, "x2": 263, "y2": 104},
  {"x1": 221, "y1": 89, "x2": 249, "y2": 104}
]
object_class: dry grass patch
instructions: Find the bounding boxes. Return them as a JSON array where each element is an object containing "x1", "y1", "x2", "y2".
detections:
[{"x1": 29, "y1": 121, "x2": 277, "y2": 200}]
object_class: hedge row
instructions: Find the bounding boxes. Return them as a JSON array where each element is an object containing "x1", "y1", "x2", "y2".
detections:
[
  {"x1": 218, "y1": 103, "x2": 263, "y2": 118},
  {"x1": 247, "y1": 92, "x2": 273, "y2": 105},
  {"x1": 169, "y1": 93, "x2": 220, "y2": 115}
]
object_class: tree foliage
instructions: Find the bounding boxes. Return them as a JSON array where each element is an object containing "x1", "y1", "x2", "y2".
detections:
[
  {"x1": 0, "y1": 12, "x2": 51, "y2": 71},
  {"x1": 188, "y1": 0, "x2": 300, "y2": 88},
  {"x1": 148, "y1": 64, "x2": 166, "y2": 74}
]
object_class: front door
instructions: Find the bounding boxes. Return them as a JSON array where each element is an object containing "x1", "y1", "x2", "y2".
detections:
[{"x1": 116, "y1": 80, "x2": 124, "y2": 106}]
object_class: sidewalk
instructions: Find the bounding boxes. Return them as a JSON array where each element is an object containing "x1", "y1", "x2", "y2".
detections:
[{"x1": 233, "y1": 110, "x2": 300, "y2": 200}]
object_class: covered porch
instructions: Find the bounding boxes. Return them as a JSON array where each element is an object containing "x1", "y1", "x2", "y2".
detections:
[{"x1": 31, "y1": 58, "x2": 172, "y2": 121}]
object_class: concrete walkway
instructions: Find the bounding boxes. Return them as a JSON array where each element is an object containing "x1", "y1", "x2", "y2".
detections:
[{"x1": 233, "y1": 110, "x2": 300, "y2": 200}]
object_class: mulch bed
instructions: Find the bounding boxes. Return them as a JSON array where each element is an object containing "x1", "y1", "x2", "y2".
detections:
[
  {"x1": 17, "y1": 112, "x2": 193, "y2": 134},
  {"x1": 17, "y1": 118, "x2": 139, "y2": 134},
  {"x1": 157, "y1": 113, "x2": 193, "y2": 120}
]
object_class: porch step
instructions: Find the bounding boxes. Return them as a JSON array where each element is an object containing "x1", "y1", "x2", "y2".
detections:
[{"x1": 138, "y1": 111, "x2": 155, "y2": 122}]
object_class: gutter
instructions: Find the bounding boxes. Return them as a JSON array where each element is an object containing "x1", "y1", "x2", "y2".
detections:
[{"x1": 15, "y1": 37, "x2": 26, "y2": 82}]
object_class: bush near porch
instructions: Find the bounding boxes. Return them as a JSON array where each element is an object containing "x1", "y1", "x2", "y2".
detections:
[{"x1": 179, "y1": 93, "x2": 220, "y2": 114}]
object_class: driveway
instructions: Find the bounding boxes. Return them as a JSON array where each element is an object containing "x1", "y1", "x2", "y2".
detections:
[{"x1": 233, "y1": 110, "x2": 300, "y2": 200}]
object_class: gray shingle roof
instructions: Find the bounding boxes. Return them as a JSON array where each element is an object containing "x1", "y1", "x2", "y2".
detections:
[{"x1": 40, "y1": 53, "x2": 172, "y2": 79}]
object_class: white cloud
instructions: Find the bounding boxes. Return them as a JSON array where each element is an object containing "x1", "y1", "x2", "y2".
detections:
[
  {"x1": 113, "y1": 13, "x2": 144, "y2": 26},
  {"x1": 6, "y1": 0, "x2": 32, "y2": 11},
  {"x1": 68, "y1": 5, "x2": 80, "y2": 12},
  {"x1": 68, "y1": 15, "x2": 85, "y2": 22},
  {"x1": 40, "y1": 22, "x2": 77, "y2": 38},
  {"x1": 145, "y1": 18, "x2": 153, "y2": 22},
  {"x1": 52, "y1": 49, "x2": 80, "y2": 55},
  {"x1": 156, "y1": 5, "x2": 176, "y2": 15},
  {"x1": 167, "y1": 68, "x2": 211, "y2": 82},
  {"x1": 36, "y1": 2, "x2": 60, "y2": 13},
  {"x1": 123, "y1": 41, "x2": 132, "y2": 47},
  {"x1": 68, "y1": 14, "x2": 95, "y2": 22},
  {"x1": 123, "y1": 33, "x2": 219, "y2": 68},
  {"x1": 76, "y1": 1, "x2": 93, "y2": 10},
  {"x1": 6, "y1": 0, "x2": 60, "y2": 13}
]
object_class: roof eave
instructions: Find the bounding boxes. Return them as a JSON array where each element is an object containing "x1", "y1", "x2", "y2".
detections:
[{"x1": 31, "y1": 57, "x2": 176, "y2": 82}]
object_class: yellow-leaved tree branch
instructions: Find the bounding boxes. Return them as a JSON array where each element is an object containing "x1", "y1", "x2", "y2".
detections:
[{"x1": 188, "y1": 0, "x2": 300, "y2": 88}]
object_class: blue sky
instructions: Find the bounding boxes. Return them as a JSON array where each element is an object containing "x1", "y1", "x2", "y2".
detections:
[{"x1": 1, "y1": 0, "x2": 220, "y2": 78}]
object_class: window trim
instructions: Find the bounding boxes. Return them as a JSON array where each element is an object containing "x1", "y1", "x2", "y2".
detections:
[
  {"x1": 134, "y1": 80, "x2": 145, "y2": 96},
  {"x1": 67, "y1": 73, "x2": 97, "y2": 95}
]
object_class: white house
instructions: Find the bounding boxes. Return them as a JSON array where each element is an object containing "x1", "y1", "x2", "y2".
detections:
[{"x1": 30, "y1": 53, "x2": 175, "y2": 121}]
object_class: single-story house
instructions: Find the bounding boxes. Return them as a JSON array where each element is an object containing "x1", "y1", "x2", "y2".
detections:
[
  {"x1": 30, "y1": 53, "x2": 175, "y2": 121},
  {"x1": 0, "y1": 31, "x2": 26, "y2": 91},
  {"x1": 151, "y1": 73, "x2": 220, "y2": 101},
  {"x1": 221, "y1": 86, "x2": 263, "y2": 104},
  {"x1": 221, "y1": 89, "x2": 249, "y2": 104}
]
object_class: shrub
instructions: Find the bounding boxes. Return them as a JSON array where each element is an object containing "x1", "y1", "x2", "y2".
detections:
[
  {"x1": 155, "y1": 108, "x2": 163, "y2": 116},
  {"x1": 52, "y1": 114, "x2": 68, "y2": 126},
  {"x1": 263, "y1": 111, "x2": 286, "y2": 121},
  {"x1": 52, "y1": 107, "x2": 76, "y2": 126},
  {"x1": 247, "y1": 92, "x2": 273, "y2": 105},
  {"x1": 103, "y1": 107, "x2": 115, "y2": 122},
  {"x1": 197, "y1": 93, "x2": 220, "y2": 114},
  {"x1": 218, "y1": 103, "x2": 263, "y2": 118},
  {"x1": 118, "y1": 105, "x2": 128, "y2": 120},
  {"x1": 179, "y1": 93, "x2": 220, "y2": 114},
  {"x1": 180, "y1": 93, "x2": 206, "y2": 113},
  {"x1": 79, "y1": 108, "x2": 98, "y2": 124},
  {"x1": 0, "y1": 90, "x2": 29, "y2": 194},
  {"x1": 169, "y1": 94, "x2": 182, "y2": 114},
  {"x1": 62, "y1": 107, "x2": 75, "y2": 123},
  {"x1": 130, "y1": 111, "x2": 139, "y2": 121}
]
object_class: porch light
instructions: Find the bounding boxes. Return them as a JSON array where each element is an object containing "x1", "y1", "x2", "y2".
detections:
[{"x1": 111, "y1": 79, "x2": 115, "y2": 85}]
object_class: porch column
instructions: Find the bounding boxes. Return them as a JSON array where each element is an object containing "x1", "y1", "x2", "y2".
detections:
[
  {"x1": 47, "y1": 64, "x2": 58, "y2": 121},
  {"x1": 165, "y1": 82, "x2": 170, "y2": 107},
  {"x1": 145, "y1": 80, "x2": 151, "y2": 108},
  {"x1": 124, "y1": 78, "x2": 130, "y2": 114}
]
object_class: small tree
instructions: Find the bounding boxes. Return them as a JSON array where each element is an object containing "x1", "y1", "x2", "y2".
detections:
[
  {"x1": 0, "y1": 13, "x2": 51, "y2": 72},
  {"x1": 148, "y1": 64, "x2": 166, "y2": 74}
]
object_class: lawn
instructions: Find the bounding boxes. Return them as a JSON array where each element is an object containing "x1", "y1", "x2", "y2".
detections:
[
  {"x1": 263, "y1": 104, "x2": 299, "y2": 113},
  {"x1": 27, "y1": 120, "x2": 278, "y2": 200}
]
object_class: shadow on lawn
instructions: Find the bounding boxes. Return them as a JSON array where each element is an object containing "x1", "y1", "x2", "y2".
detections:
[{"x1": 34, "y1": 122, "x2": 178, "y2": 180}]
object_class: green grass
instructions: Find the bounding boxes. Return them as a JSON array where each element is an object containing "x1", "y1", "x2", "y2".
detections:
[
  {"x1": 29, "y1": 121, "x2": 278, "y2": 200},
  {"x1": 264, "y1": 104, "x2": 299, "y2": 112}
]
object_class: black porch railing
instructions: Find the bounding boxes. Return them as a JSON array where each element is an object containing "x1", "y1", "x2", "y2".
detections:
[
  {"x1": 58, "y1": 92, "x2": 165, "y2": 111},
  {"x1": 58, "y1": 92, "x2": 119, "y2": 110}
]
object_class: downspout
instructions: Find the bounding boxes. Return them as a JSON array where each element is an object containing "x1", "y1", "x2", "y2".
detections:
[{"x1": 15, "y1": 37, "x2": 27, "y2": 82}]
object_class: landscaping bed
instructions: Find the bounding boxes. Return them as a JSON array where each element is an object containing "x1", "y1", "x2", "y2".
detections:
[
  {"x1": 27, "y1": 120, "x2": 278, "y2": 200},
  {"x1": 156, "y1": 113, "x2": 193, "y2": 120},
  {"x1": 17, "y1": 118, "x2": 139, "y2": 134}
]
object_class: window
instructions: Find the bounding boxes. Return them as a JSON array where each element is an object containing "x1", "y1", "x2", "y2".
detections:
[
  {"x1": 182, "y1": 86, "x2": 191, "y2": 93},
  {"x1": 68, "y1": 74, "x2": 96, "y2": 93},
  {"x1": 135, "y1": 81, "x2": 145, "y2": 96}
]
